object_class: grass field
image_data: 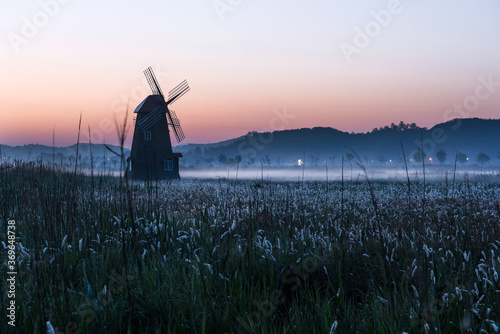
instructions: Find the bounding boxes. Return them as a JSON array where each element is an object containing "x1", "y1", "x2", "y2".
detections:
[{"x1": 1, "y1": 162, "x2": 500, "y2": 333}]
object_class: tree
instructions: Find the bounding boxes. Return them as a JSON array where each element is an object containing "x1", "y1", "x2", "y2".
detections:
[
  {"x1": 328, "y1": 156, "x2": 337, "y2": 165},
  {"x1": 398, "y1": 121, "x2": 409, "y2": 131},
  {"x1": 436, "y1": 150, "x2": 447, "y2": 165},
  {"x1": 456, "y1": 152, "x2": 468, "y2": 166},
  {"x1": 476, "y1": 153, "x2": 490, "y2": 166},
  {"x1": 264, "y1": 155, "x2": 271, "y2": 165},
  {"x1": 413, "y1": 148, "x2": 426, "y2": 163},
  {"x1": 309, "y1": 154, "x2": 319, "y2": 166},
  {"x1": 235, "y1": 155, "x2": 242, "y2": 164},
  {"x1": 217, "y1": 154, "x2": 227, "y2": 165}
]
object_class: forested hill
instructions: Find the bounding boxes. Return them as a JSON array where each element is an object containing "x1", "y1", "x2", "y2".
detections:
[
  {"x1": 176, "y1": 118, "x2": 500, "y2": 166},
  {"x1": 1, "y1": 118, "x2": 498, "y2": 167}
]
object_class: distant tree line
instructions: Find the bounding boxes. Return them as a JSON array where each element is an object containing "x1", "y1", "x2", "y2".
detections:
[
  {"x1": 370, "y1": 121, "x2": 420, "y2": 133},
  {"x1": 180, "y1": 147, "x2": 497, "y2": 169}
]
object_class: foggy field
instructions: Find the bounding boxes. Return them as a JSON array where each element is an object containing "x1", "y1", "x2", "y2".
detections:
[
  {"x1": 4, "y1": 0, "x2": 500, "y2": 332},
  {"x1": 1, "y1": 162, "x2": 500, "y2": 333},
  {"x1": 181, "y1": 165, "x2": 500, "y2": 182}
]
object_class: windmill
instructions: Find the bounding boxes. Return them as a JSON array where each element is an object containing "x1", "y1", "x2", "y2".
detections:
[{"x1": 127, "y1": 66, "x2": 189, "y2": 180}]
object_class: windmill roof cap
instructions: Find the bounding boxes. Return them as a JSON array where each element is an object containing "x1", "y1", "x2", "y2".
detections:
[{"x1": 134, "y1": 95, "x2": 163, "y2": 113}]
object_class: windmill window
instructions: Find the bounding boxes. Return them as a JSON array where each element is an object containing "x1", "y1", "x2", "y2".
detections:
[
  {"x1": 164, "y1": 159, "x2": 174, "y2": 172},
  {"x1": 144, "y1": 131, "x2": 152, "y2": 141}
]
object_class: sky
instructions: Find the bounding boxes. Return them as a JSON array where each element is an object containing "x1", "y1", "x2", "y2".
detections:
[{"x1": 1, "y1": 0, "x2": 500, "y2": 147}]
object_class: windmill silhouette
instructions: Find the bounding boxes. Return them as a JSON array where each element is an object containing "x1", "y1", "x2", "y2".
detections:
[{"x1": 127, "y1": 67, "x2": 189, "y2": 180}]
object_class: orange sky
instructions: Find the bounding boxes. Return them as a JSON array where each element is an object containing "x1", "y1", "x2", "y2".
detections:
[{"x1": 1, "y1": 1, "x2": 499, "y2": 147}]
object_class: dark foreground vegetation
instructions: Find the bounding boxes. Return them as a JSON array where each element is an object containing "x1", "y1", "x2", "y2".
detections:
[{"x1": 1, "y1": 162, "x2": 500, "y2": 333}]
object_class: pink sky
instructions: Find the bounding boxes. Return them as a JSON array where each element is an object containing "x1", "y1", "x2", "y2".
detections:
[{"x1": 1, "y1": 0, "x2": 499, "y2": 147}]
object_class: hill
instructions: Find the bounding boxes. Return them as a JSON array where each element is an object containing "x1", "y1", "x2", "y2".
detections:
[
  {"x1": 176, "y1": 118, "x2": 500, "y2": 167},
  {"x1": 1, "y1": 118, "x2": 498, "y2": 168},
  {"x1": 0, "y1": 143, "x2": 128, "y2": 170}
]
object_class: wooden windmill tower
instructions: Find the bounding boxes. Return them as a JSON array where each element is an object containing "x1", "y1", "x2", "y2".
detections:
[{"x1": 127, "y1": 67, "x2": 189, "y2": 180}]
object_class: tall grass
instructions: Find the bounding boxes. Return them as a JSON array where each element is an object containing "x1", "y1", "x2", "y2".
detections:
[{"x1": 0, "y1": 162, "x2": 499, "y2": 333}]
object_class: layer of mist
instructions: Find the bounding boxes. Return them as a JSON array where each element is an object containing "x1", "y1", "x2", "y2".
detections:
[{"x1": 180, "y1": 166, "x2": 500, "y2": 182}]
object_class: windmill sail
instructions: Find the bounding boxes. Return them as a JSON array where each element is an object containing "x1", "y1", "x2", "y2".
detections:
[
  {"x1": 139, "y1": 67, "x2": 188, "y2": 142},
  {"x1": 166, "y1": 109, "x2": 185, "y2": 143},
  {"x1": 167, "y1": 80, "x2": 190, "y2": 105},
  {"x1": 144, "y1": 67, "x2": 164, "y2": 96},
  {"x1": 138, "y1": 105, "x2": 163, "y2": 131}
]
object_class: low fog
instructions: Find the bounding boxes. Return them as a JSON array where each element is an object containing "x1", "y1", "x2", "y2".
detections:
[{"x1": 180, "y1": 166, "x2": 500, "y2": 182}]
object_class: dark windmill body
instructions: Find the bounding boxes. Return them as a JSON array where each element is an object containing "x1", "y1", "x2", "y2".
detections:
[{"x1": 127, "y1": 67, "x2": 189, "y2": 180}]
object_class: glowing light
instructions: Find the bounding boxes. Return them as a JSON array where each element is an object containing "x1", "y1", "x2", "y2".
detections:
[{"x1": 297, "y1": 159, "x2": 303, "y2": 166}]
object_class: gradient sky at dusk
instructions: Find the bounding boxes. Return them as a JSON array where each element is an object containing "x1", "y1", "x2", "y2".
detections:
[{"x1": 1, "y1": 0, "x2": 500, "y2": 146}]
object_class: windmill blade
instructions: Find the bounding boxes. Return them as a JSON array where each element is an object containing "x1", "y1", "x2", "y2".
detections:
[
  {"x1": 168, "y1": 80, "x2": 188, "y2": 99},
  {"x1": 166, "y1": 109, "x2": 185, "y2": 143},
  {"x1": 138, "y1": 105, "x2": 163, "y2": 131},
  {"x1": 166, "y1": 80, "x2": 190, "y2": 105},
  {"x1": 166, "y1": 87, "x2": 190, "y2": 105},
  {"x1": 139, "y1": 112, "x2": 163, "y2": 132},
  {"x1": 143, "y1": 66, "x2": 164, "y2": 97},
  {"x1": 144, "y1": 67, "x2": 160, "y2": 96}
]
